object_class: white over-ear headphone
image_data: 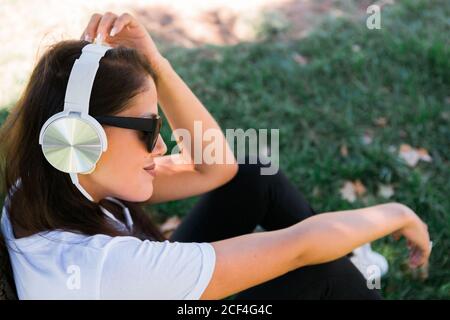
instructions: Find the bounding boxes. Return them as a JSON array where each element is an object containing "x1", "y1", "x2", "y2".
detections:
[{"x1": 38, "y1": 43, "x2": 112, "y2": 201}]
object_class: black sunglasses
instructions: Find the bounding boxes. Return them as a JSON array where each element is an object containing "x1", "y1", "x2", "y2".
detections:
[{"x1": 94, "y1": 115, "x2": 162, "y2": 152}]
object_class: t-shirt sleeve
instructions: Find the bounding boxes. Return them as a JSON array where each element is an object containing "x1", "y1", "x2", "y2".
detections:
[{"x1": 99, "y1": 237, "x2": 216, "y2": 300}]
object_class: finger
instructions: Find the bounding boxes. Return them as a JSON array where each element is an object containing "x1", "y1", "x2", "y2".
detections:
[
  {"x1": 416, "y1": 251, "x2": 429, "y2": 268},
  {"x1": 96, "y1": 12, "x2": 118, "y2": 43},
  {"x1": 109, "y1": 13, "x2": 134, "y2": 37},
  {"x1": 419, "y1": 239, "x2": 432, "y2": 263},
  {"x1": 410, "y1": 245, "x2": 429, "y2": 268},
  {"x1": 422, "y1": 242, "x2": 432, "y2": 265},
  {"x1": 409, "y1": 248, "x2": 421, "y2": 268},
  {"x1": 81, "y1": 13, "x2": 102, "y2": 42}
]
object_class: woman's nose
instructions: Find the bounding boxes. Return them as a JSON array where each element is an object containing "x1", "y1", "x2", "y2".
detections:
[{"x1": 151, "y1": 135, "x2": 167, "y2": 156}]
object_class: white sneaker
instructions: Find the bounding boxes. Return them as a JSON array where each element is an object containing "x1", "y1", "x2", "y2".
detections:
[{"x1": 349, "y1": 243, "x2": 389, "y2": 280}]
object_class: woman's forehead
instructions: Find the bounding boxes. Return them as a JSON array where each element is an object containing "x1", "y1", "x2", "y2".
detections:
[{"x1": 119, "y1": 77, "x2": 158, "y2": 117}]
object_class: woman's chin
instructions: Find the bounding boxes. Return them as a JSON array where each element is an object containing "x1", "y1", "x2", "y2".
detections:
[{"x1": 117, "y1": 185, "x2": 153, "y2": 203}]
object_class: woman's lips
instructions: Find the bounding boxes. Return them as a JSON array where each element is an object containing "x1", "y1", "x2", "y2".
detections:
[{"x1": 144, "y1": 164, "x2": 156, "y2": 177}]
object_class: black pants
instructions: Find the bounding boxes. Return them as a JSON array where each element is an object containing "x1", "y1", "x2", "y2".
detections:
[{"x1": 170, "y1": 160, "x2": 382, "y2": 300}]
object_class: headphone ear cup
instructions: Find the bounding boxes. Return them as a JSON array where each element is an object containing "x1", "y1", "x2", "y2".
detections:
[
  {"x1": 79, "y1": 163, "x2": 97, "y2": 175},
  {"x1": 40, "y1": 116, "x2": 104, "y2": 173}
]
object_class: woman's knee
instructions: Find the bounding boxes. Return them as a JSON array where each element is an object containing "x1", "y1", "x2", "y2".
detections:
[{"x1": 232, "y1": 156, "x2": 282, "y2": 187}]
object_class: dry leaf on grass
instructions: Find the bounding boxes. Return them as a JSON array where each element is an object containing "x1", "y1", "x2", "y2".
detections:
[
  {"x1": 378, "y1": 184, "x2": 395, "y2": 199},
  {"x1": 353, "y1": 180, "x2": 366, "y2": 196},
  {"x1": 312, "y1": 186, "x2": 321, "y2": 197},
  {"x1": 399, "y1": 144, "x2": 432, "y2": 167},
  {"x1": 340, "y1": 182, "x2": 356, "y2": 202},
  {"x1": 352, "y1": 44, "x2": 361, "y2": 52},
  {"x1": 292, "y1": 52, "x2": 309, "y2": 65},
  {"x1": 361, "y1": 132, "x2": 373, "y2": 145},
  {"x1": 374, "y1": 117, "x2": 388, "y2": 127},
  {"x1": 340, "y1": 180, "x2": 366, "y2": 203},
  {"x1": 340, "y1": 144, "x2": 349, "y2": 157},
  {"x1": 417, "y1": 148, "x2": 432, "y2": 162}
]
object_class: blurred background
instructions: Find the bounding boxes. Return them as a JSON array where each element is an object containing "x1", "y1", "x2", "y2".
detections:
[{"x1": 0, "y1": 0, "x2": 448, "y2": 299}]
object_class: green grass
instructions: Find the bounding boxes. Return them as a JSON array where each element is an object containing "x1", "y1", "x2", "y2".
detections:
[
  {"x1": 152, "y1": 0, "x2": 450, "y2": 299},
  {"x1": 1, "y1": 0, "x2": 448, "y2": 299}
]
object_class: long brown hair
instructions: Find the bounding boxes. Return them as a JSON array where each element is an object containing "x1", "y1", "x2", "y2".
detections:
[{"x1": 0, "y1": 40, "x2": 166, "y2": 298}]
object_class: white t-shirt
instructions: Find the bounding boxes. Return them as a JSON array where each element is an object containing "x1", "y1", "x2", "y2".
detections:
[{"x1": 0, "y1": 195, "x2": 216, "y2": 300}]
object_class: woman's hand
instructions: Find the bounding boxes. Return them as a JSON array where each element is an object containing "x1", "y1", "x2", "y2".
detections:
[
  {"x1": 392, "y1": 204, "x2": 432, "y2": 269},
  {"x1": 80, "y1": 12, "x2": 166, "y2": 73}
]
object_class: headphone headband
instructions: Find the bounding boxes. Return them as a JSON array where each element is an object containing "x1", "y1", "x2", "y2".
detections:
[{"x1": 64, "y1": 43, "x2": 111, "y2": 115}]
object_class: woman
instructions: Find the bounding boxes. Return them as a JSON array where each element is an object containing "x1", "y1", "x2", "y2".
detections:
[{"x1": 0, "y1": 12, "x2": 430, "y2": 300}]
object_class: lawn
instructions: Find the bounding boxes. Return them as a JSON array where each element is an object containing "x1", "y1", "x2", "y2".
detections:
[{"x1": 1, "y1": 0, "x2": 448, "y2": 299}]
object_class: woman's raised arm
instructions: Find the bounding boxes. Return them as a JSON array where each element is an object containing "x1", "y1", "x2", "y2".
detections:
[{"x1": 81, "y1": 12, "x2": 238, "y2": 203}]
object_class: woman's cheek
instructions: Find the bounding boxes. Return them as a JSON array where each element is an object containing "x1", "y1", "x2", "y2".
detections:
[{"x1": 126, "y1": 169, "x2": 154, "y2": 201}]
